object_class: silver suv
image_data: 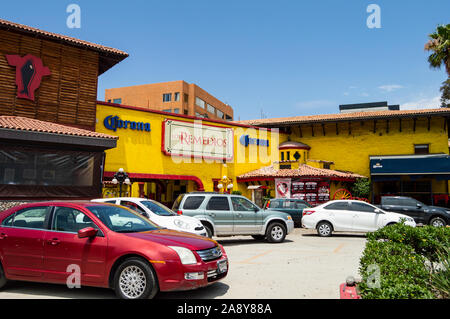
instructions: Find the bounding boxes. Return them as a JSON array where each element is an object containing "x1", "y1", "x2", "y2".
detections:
[{"x1": 172, "y1": 192, "x2": 294, "y2": 243}]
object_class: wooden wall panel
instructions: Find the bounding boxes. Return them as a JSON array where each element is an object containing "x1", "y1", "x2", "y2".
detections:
[{"x1": 0, "y1": 29, "x2": 99, "y2": 129}]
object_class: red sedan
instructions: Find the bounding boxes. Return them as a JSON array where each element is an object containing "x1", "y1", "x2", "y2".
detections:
[{"x1": 0, "y1": 201, "x2": 228, "y2": 299}]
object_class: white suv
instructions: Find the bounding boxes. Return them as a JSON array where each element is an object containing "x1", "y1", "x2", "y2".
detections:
[
  {"x1": 302, "y1": 200, "x2": 416, "y2": 237},
  {"x1": 92, "y1": 197, "x2": 207, "y2": 236}
]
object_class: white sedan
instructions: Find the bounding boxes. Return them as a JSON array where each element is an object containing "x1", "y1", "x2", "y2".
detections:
[
  {"x1": 301, "y1": 200, "x2": 416, "y2": 237},
  {"x1": 91, "y1": 197, "x2": 207, "y2": 237}
]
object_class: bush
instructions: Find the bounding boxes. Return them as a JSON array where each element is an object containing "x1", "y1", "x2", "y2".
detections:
[
  {"x1": 431, "y1": 247, "x2": 450, "y2": 298},
  {"x1": 351, "y1": 178, "x2": 370, "y2": 199},
  {"x1": 359, "y1": 223, "x2": 450, "y2": 299}
]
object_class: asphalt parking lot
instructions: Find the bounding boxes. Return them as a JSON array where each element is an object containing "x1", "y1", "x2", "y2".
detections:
[{"x1": 0, "y1": 228, "x2": 367, "y2": 299}]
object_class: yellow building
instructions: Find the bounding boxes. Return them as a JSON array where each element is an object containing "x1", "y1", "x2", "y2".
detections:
[{"x1": 96, "y1": 101, "x2": 450, "y2": 208}]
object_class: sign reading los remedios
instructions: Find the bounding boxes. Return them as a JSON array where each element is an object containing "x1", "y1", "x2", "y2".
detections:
[{"x1": 162, "y1": 119, "x2": 234, "y2": 160}]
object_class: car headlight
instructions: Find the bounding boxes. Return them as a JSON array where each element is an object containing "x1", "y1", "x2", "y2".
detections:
[
  {"x1": 168, "y1": 246, "x2": 197, "y2": 265},
  {"x1": 174, "y1": 219, "x2": 191, "y2": 230},
  {"x1": 286, "y1": 216, "x2": 292, "y2": 220}
]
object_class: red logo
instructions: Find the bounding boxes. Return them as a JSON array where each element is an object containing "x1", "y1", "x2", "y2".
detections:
[{"x1": 6, "y1": 54, "x2": 51, "y2": 101}]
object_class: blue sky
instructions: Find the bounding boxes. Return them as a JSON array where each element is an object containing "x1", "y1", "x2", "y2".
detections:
[{"x1": 1, "y1": 0, "x2": 449, "y2": 120}]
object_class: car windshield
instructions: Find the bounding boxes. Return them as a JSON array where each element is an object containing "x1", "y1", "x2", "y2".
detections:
[
  {"x1": 140, "y1": 201, "x2": 176, "y2": 216},
  {"x1": 86, "y1": 205, "x2": 160, "y2": 233}
]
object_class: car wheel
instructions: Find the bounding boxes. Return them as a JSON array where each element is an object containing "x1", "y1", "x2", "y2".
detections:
[
  {"x1": 251, "y1": 235, "x2": 266, "y2": 241},
  {"x1": 317, "y1": 221, "x2": 333, "y2": 237},
  {"x1": 430, "y1": 217, "x2": 446, "y2": 227},
  {"x1": 266, "y1": 222, "x2": 286, "y2": 243},
  {"x1": 0, "y1": 263, "x2": 8, "y2": 290},
  {"x1": 204, "y1": 224, "x2": 213, "y2": 238},
  {"x1": 114, "y1": 258, "x2": 158, "y2": 299}
]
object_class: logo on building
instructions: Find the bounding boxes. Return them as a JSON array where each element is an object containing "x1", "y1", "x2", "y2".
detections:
[
  {"x1": 6, "y1": 54, "x2": 51, "y2": 101},
  {"x1": 103, "y1": 115, "x2": 151, "y2": 132},
  {"x1": 239, "y1": 135, "x2": 269, "y2": 147}
]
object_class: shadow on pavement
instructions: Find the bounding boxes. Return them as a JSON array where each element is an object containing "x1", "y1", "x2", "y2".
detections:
[
  {"x1": 301, "y1": 233, "x2": 367, "y2": 239},
  {"x1": 2, "y1": 281, "x2": 115, "y2": 299},
  {"x1": 216, "y1": 238, "x2": 294, "y2": 247},
  {"x1": 156, "y1": 282, "x2": 229, "y2": 299}
]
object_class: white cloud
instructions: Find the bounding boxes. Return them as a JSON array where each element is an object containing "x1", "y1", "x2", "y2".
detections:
[
  {"x1": 378, "y1": 84, "x2": 405, "y2": 92},
  {"x1": 400, "y1": 95, "x2": 441, "y2": 109}
]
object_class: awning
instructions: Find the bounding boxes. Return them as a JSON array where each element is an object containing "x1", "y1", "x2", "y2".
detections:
[{"x1": 370, "y1": 154, "x2": 450, "y2": 176}]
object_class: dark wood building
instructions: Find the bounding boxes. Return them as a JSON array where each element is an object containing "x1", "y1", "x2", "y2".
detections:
[{"x1": 0, "y1": 19, "x2": 128, "y2": 202}]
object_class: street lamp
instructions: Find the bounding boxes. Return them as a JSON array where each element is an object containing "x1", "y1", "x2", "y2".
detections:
[
  {"x1": 217, "y1": 175, "x2": 233, "y2": 194},
  {"x1": 111, "y1": 168, "x2": 131, "y2": 197}
]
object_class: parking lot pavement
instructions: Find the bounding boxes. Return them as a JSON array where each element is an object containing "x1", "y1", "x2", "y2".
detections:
[{"x1": 0, "y1": 228, "x2": 367, "y2": 299}]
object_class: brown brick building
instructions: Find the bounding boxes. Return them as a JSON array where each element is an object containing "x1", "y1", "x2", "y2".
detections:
[{"x1": 105, "y1": 80, "x2": 234, "y2": 121}]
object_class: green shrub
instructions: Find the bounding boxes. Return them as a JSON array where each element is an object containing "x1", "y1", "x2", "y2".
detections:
[
  {"x1": 351, "y1": 178, "x2": 370, "y2": 199},
  {"x1": 231, "y1": 190, "x2": 242, "y2": 195},
  {"x1": 359, "y1": 223, "x2": 450, "y2": 299}
]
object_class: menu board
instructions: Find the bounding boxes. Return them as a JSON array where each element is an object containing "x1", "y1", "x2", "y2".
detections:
[{"x1": 291, "y1": 179, "x2": 330, "y2": 205}]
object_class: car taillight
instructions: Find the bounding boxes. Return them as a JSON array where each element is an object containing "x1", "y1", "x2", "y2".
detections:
[
  {"x1": 303, "y1": 210, "x2": 315, "y2": 216},
  {"x1": 177, "y1": 210, "x2": 183, "y2": 215}
]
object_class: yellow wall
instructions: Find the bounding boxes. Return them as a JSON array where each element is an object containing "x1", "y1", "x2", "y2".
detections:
[{"x1": 96, "y1": 103, "x2": 284, "y2": 198}]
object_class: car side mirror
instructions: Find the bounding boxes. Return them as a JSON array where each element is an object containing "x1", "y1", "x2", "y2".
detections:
[
  {"x1": 374, "y1": 208, "x2": 382, "y2": 214},
  {"x1": 254, "y1": 207, "x2": 260, "y2": 213},
  {"x1": 78, "y1": 227, "x2": 98, "y2": 239},
  {"x1": 416, "y1": 203, "x2": 422, "y2": 209}
]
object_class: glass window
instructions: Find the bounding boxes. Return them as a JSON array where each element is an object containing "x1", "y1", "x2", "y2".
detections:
[
  {"x1": 207, "y1": 104, "x2": 215, "y2": 114},
  {"x1": 206, "y1": 197, "x2": 230, "y2": 211},
  {"x1": 0, "y1": 149, "x2": 95, "y2": 187},
  {"x1": 172, "y1": 194, "x2": 184, "y2": 210},
  {"x1": 182, "y1": 196, "x2": 205, "y2": 210},
  {"x1": 52, "y1": 207, "x2": 99, "y2": 233},
  {"x1": 120, "y1": 201, "x2": 146, "y2": 214},
  {"x1": 195, "y1": 97, "x2": 205, "y2": 109},
  {"x1": 349, "y1": 202, "x2": 376, "y2": 213},
  {"x1": 162, "y1": 109, "x2": 171, "y2": 113},
  {"x1": 173, "y1": 108, "x2": 180, "y2": 114},
  {"x1": 2, "y1": 207, "x2": 49, "y2": 229},
  {"x1": 231, "y1": 197, "x2": 258, "y2": 211},
  {"x1": 268, "y1": 200, "x2": 282, "y2": 209},
  {"x1": 163, "y1": 93, "x2": 172, "y2": 102},
  {"x1": 86, "y1": 205, "x2": 159, "y2": 233},
  {"x1": 414, "y1": 144, "x2": 429, "y2": 155},
  {"x1": 324, "y1": 202, "x2": 350, "y2": 210},
  {"x1": 174, "y1": 92, "x2": 180, "y2": 102},
  {"x1": 141, "y1": 201, "x2": 176, "y2": 216},
  {"x1": 216, "y1": 109, "x2": 224, "y2": 119},
  {"x1": 113, "y1": 98, "x2": 122, "y2": 104}
]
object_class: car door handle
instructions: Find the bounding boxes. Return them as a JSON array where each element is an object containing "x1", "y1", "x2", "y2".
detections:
[
  {"x1": 0, "y1": 233, "x2": 7, "y2": 240},
  {"x1": 47, "y1": 238, "x2": 60, "y2": 246},
  {"x1": 237, "y1": 213, "x2": 243, "y2": 218},
  {"x1": 208, "y1": 213, "x2": 216, "y2": 217}
]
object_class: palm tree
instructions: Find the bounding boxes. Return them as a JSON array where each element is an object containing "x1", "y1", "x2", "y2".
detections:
[{"x1": 425, "y1": 24, "x2": 450, "y2": 77}]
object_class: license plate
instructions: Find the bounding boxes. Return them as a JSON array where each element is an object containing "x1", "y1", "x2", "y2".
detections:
[{"x1": 217, "y1": 259, "x2": 228, "y2": 274}]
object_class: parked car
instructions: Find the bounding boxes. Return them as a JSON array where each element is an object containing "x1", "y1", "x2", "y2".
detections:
[
  {"x1": 264, "y1": 198, "x2": 312, "y2": 227},
  {"x1": 379, "y1": 196, "x2": 450, "y2": 227},
  {"x1": 172, "y1": 192, "x2": 294, "y2": 243},
  {"x1": 92, "y1": 197, "x2": 207, "y2": 236},
  {"x1": 0, "y1": 201, "x2": 228, "y2": 299},
  {"x1": 301, "y1": 200, "x2": 416, "y2": 237}
]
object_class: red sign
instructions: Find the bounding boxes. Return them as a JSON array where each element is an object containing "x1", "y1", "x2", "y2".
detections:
[{"x1": 6, "y1": 54, "x2": 51, "y2": 101}]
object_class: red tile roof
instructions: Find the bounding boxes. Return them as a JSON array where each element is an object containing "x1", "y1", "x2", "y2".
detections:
[
  {"x1": 0, "y1": 116, "x2": 117, "y2": 140},
  {"x1": 0, "y1": 18, "x2": 129, "y2": 74},
  {"x1": 236, "y1": 108, "x2": 450, "y2": 127},
  {"x1": 237, "y1": 164, "x2": 366, "y2": 181}
]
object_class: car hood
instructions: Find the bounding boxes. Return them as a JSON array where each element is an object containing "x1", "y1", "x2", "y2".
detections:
[
  {"x1": 122, "y1": 229, "x2": 217, "y2": 251},
  {"x1": 384, "y1": 211, "x2": 414, "y2": 221}
]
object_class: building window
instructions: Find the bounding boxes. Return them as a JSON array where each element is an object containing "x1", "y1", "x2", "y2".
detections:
[
  {"x1": 217, "y1": 109, "x2": 224, "y2": 119},
  {"x1": 184, "y1": 93, "x2": 189, "y2": 103},
  {"x1": 173, "y1": 108, "x2": 180, "y2": 114},
  {"x1": 286, "y1": 151, "x2": 290, "y2": 161},
  {"x1": 207, "y1": 104, "x2": 215, "y2": 114},
  {"x1": 162, "y1": 109, "x2": 171, "y2": 113},
  {"x1": 414, "y1": 144, "x2": 429, "y2": 154},
  {"x1": 113, "y1": 98, "x2": 122, "y2": 104},
  {"x1": 225, "y1": 114, "x2": 233, "y2": 121},
  {"x1": 107, "y1": 99, "x2": 111, "y2": 103},
  {"x1": 184, "y1": 109, "x2": 188, "y2": 115},
  {"x1": 174, "y1": 92, "x2": 180, "y2": 102},
  {"x1": 195, "y1": 97, "x2": 205, "y2": 109},
  {"x1": 163, "y1": 93, "x2": 172, "y2": 102},
  {"x1": 281, "y1": 152, "x2": 285, "y2": 161}
]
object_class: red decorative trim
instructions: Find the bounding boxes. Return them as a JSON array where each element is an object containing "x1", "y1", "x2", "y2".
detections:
[
  {"x1": 103, "y1": 171, "x2": 204, "y2": 191},
  {"x1": 237, "y1": 176, "x2": 357, "y2": 182},
  {"x1": 97, "y1": 100, "x2": 275, "y2": 131},
  {"x1": 279, "y1": 145, "x2": 311, "y2": 150}
]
